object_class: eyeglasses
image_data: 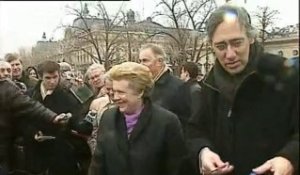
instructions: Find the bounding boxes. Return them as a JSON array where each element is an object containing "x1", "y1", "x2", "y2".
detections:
[
  {"x1": 214, "y1": 38, "x2": 245, "y2": 52},
  {"x1": 89, "y1": 74, "x2": 102, "y2": 81}
]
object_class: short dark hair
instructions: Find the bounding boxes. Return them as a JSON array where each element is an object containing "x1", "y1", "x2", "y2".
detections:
[
  {"x1": 37, "y1": 60, "x2": 60, "y2": 77},
  {"x1": 181, "y1": 62, "x2": 199, "y2": 79},
  {"x1": 5, "y1": 53, "x2": 22, "y2": 63}
]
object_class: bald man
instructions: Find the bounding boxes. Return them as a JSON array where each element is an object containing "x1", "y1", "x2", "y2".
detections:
[{"x1": 0, "y1": 61, "x2": 12, "y2": 80}]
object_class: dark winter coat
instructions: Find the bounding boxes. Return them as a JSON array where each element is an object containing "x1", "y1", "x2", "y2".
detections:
[
  {"x1": 22, "y1": 81, "x2": 91, "y2": 175},
  {"x1": 0, "y1": 79, "x2": 56, "y2": 173},
  {"x1": 176, "y1": 79, "x2": 202, "y2": 133},
  {"x1": 18, "y1": 71, "x2": 38, "y2": 92},
  {"x1": 150, "y1": 70, "x2": 185, "y2": 124},
  {"x1": 89, "y1": 99, "x2": 188, "y2": 175},
  {"x1": 187, "y1": 53, "x2": 299, "y2": 174}
]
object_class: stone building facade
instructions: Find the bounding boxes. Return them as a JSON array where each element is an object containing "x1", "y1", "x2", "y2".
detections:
[
  {"x1": 60, "y1": 13, "x2": 176, "y2": 72},
  {"x1": 264, "y1": 24, "x2": 299, "y2": 58},
  {"x1": 32, "y1": 11, "x2": 298, "y2": 76},
  {"x1": 31, "y1": 32, "x2": 62, "y2": 66}
]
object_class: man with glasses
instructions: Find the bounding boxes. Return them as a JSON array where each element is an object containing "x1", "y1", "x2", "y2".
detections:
[
  {"x1": 187, "y1": 4, "x2": 298, "y2": 175},
  {"x1": 86, "y1": 63, "x2": 106, "y2": 97}
]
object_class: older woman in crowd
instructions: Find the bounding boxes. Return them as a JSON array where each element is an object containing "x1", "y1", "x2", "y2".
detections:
[{"x1": 89, "y1": 62, "x2": 187, "y2": 175}]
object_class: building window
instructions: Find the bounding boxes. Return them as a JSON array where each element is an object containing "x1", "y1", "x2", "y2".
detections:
[
  {"x1": 278, "y1": 50, "x2": 284, "y2": 56},
  {"x1": 292, "y1": 49, "x2": 299, "y2": 56}
]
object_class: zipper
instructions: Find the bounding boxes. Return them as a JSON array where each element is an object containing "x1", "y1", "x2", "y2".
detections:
[
  {"x1": 203, "y1": 71, "x2": 256, "y2": 118},
  {"x1": 226, "y1": 71, "x2": 256, "y2": 118}
]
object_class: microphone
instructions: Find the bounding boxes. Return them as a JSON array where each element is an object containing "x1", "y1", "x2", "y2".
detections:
[
  {"x1": 73, "y1": 110, "x2": 97, "y2": 136},
  {"x1": 84, "y1": 110, "x2": 98, "y2": 126},
  {"x1": 14, "y1": 81, "x2": 27, "y2": 93}
]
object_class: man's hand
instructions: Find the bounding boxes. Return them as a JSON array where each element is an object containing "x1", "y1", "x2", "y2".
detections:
[
  {"x1": 53, "y1": 113, "x2": 72, "y2": 124},
  {"x1": 71, "y1": 130, "x2": 90, "y2": 140},
  {"x1": 252, "y1": 156, "x2": 294, "y2": 175},
  {"x1": 199, "y1": 147, "x2": 234, "y2": 174}
]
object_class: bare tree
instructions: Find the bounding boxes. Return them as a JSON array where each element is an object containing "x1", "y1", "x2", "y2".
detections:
[
  {"x1": 153, "y1": 0, "x2": 216, "y2": 65},
  {"x1": 62, "y1": 1, "x2": 125, "y2": 69},
  {"x1": 18, "y1": 47, "x2": 33, "y2": 67},
  {"x1": 120, "y1": 10, "x2": 159, "y2": 62},
  {"x1": 253, "y1": 6, "x2": 279, "y2": 47},
  {"x1": 63, "y1": 2, "x2": 102, "y2": 64},
  {"x1": 120, "y1": 10, "x2": 134, "y2": 62}
]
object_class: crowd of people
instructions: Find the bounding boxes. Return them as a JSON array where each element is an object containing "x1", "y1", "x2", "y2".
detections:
[{"x1": 0, "y1": 4, "x2": 298, "y2": 175}]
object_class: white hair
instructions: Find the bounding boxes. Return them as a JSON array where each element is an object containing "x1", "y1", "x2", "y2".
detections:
[
  {"x1": 85, "y1": 63, "x2": 105, "y2": 77},
  {"x1": 0, "y1": 61, "x2": 12, "y2": 68}
]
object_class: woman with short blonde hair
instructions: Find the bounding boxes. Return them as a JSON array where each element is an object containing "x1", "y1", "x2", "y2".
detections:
[
  {"x1": 109, "y1": 62, "x2": 153, "y2": 100},
  {"x1": 89, "y1": 62, "x2": 188, "y2": 175}
]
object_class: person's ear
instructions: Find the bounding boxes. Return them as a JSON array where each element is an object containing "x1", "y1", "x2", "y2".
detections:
[
  {"x1": 138, "y1": 90, "x2": 144, "y2": 99},
  {"x1": 156, "y1": 56, "x2": 164, "y2": 63},
  {"x1": 186, "y1": 72, "x2": 190, "y2": 79}
]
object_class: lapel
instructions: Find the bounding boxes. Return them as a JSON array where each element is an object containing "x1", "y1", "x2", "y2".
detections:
[
  {"x1": 128, "y1": 100, "x2": 152, "y2": 143},
  {"x1": 114, "y1": 109, "x2": 130, "y2": 155},
  {"x1": 32, "y1": 81, "x2": 43, "y2": 102},
  {"x1": 111, "y1": 100, "x2": 153, "y2": 156}
]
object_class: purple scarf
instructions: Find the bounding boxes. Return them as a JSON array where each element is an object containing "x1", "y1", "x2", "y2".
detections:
[{"x1": 124, "y1": 107, "x2": 144, "y2": 137}]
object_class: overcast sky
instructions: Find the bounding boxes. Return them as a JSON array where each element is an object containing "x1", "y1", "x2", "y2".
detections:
[{"x1": 0, "y1": 0, "x2": 298, "y2": 58}]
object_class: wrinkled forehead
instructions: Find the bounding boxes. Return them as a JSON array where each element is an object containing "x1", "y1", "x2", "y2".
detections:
[
  {"x1": 140, "y1": 48, "x2": 160, "y2": 60},
  {"x1": 9, "y1": 59, "x2": 22, "y2": 65},
  {"x1": 212, "y1": 20, "x2": 248, "y2": 44},
  {"x1": 91, "y1": 68, "x2": 104, "y2": 75}
]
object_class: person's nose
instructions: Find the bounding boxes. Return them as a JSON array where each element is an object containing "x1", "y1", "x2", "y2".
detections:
[
  {"x1": 4, "y1": 70, "x2": 10, "y2": 76},
  {"x1": 225, "y1": 45, "x2": 237, "y2": 60},
  {"x1": 49, "y1": 78, "x2": 56, "y2": 84}
]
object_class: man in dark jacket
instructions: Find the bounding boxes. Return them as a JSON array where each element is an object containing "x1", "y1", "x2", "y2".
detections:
[
  {"x1": 59, "y1": 62, "x2": 95, "y2": 120},
  {"x1": 0, "y1": 79, "x2": 68, "y2": 174},
  {"x1": 179, "y1": 62, "x2": 201, "y2": 132},
  {"x1": 187, "y1": 4, "x2": 298, "y2": 175},
  {"x1": 138, "y1": 44, "x2": 184, "y2": 123},
  {"x1": 25, "y1": 60, "x2": 91, "y2": 175}
]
